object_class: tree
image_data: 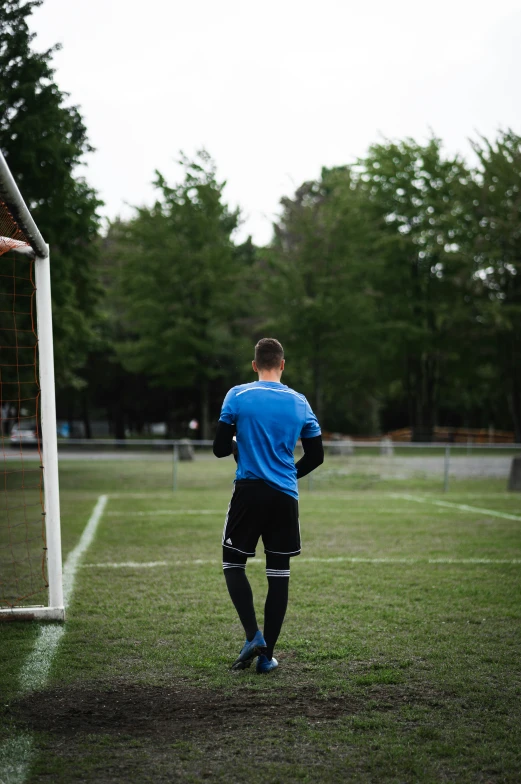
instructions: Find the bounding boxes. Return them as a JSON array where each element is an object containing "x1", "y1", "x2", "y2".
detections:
[
  {"x1": 0, "y1": 0, "x2": 102, "y2": 390},
  {"x1": 110, "y1": 151, "x2": 243, "y2": 439},
  {"x1": 470, "y1": 130, "x2": 521, "y2": 440},
  {"x1": 266, "y1": 166, "x2": 383, "y2": 433},
  {"x1": 354, "y1": 137, "x2": 474, "y2": 440}
]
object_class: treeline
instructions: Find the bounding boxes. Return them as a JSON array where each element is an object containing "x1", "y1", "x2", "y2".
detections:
[
  {"x1": 2, "y1": 1, "x2": 521, "y2": 441},
  {"x1": 93, "y1": 136, "x2": 521, "y2": 442},
  {"x1": 265, "y1": 134, "x2": 521, "y2": 441}
]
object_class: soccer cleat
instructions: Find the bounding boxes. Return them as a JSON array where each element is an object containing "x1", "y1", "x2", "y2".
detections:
[
  {"x1": 231, "y1": 630, "x2": 267, "y2": 671},
  {"x1": 256, "y1": 654, "x2": 278, "y2": 674}
]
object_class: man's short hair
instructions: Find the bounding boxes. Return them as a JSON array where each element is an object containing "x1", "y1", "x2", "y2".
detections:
[{"x1": 254, "y1": 338, "x2": 284, "y2": 370}]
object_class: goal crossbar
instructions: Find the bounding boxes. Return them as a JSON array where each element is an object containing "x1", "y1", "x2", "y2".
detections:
[
  {"x1": 0, "y1": 152, "x2": 47, "y2": 258},
  {"x1": 0, "y1": 149, "x2": 64, "y2": 622}
]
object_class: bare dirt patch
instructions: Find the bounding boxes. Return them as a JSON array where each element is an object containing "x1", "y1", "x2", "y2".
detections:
[
  {"x1": 11, "y1": 678, "x2": 455, "y2": 743},
  {"x1": 8, "y1": 683, "x2": 463, "y2": 783},
  {"x1": 12, "y1": 681, "x2": 367, "y2": 739}
]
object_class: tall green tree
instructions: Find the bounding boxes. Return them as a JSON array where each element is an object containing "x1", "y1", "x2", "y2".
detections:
[
  {"x1": 470, "y1": 130, "x2": 521, "y2": 440},
  {"x1": 354, "y1": 137, "x2": 474, "y2": 440},
  {"x1": 110, "y1": 151, "x2": 243, "y2": 438},
  {"x1": 266, "y1": 166, "x2": 383, "y2": 432},
  {"x1": 0, "y1": 0, "x2": 102, "y2": 389}
]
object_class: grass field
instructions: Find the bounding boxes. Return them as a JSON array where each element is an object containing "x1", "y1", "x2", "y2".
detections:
[{"x1": 1, "y1": 456, "x2": 521, "y2": 783}]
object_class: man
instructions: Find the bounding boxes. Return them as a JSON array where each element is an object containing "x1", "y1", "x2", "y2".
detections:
[{"x1": 213, "y1": 338, "x2": 324, "y2": 673}]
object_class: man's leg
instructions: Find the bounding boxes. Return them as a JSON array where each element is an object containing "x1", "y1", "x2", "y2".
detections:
[
  {"x1": 223, "y1": 547, "x2": 259, "y2": 642},
  {"x1": 263, "y1": 553, "x2": 290, "y2": 660}
]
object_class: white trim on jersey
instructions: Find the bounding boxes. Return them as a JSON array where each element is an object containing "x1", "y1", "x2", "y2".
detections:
[{"x1": 235, "y1": 385, "x2": 307, "y2": 403}]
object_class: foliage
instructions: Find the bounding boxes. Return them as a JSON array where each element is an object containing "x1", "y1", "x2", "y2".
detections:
[
  {"x1": 352, "y1": 137, "x2": 474, "y2": 439},
  {"x1": 91, "y1": 132, "x2": 521, "y2": 438},
  {"x1": 106, "y1": 151, "x2": 244, "y2": 437},
  {"x1": 2, "y1": 5, "x2": 516, "y2": 440},
  {"x1": 264, "y1": 134, "x2": 521, "y2": 438},
  {"x1": 469, "y1": 130, "x2": 521, "y2": 440},
  {"x1": 262, "y1": 166, "x2": 383, "y2": 432},
  {"x1": 0, "y1": 0, "x2": 102, "y2": 388}
]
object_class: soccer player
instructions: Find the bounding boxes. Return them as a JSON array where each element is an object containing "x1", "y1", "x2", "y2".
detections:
[{"x1": 213, "y1": 338, "x2": 324, "y2": 673}]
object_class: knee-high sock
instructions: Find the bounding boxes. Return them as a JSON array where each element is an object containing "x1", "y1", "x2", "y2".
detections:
[
  {"x1": 223, "y1": 549, "x2": 258, "y2": 642},
  {"x1": 264, "y1": 554, "x2": 290, "y2": 660}
]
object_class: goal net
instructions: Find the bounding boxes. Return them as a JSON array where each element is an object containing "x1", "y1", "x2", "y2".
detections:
[{"x1": 0, "y1": 151, "x2": 64, "y2": 621}]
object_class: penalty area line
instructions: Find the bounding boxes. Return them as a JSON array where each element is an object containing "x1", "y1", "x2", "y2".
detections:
[
  {"x1": 20, "y1": 494, "x2": 109, "y2": 692},
  {"x1": 80, "y1": 555, "x2": 521, "y2": 569},
  {"x1": 392, "y1": 493, "x2": 521, "y2": 522},
  {"x1": 106, "y1": 509, "x2": 221, "y2": 517},
  {"x1": 1, "y1": 494, "x2": 109, "y2": 784}
]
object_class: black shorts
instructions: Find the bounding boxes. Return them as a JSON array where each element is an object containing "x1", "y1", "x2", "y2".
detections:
[{"x1": 222, "y1": 480, "x2": 301, "y2": 558}]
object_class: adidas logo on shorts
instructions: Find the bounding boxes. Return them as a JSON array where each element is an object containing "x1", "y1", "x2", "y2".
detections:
[{"x1": 226, "y1": 538, "x2": 232, "y2": 544}]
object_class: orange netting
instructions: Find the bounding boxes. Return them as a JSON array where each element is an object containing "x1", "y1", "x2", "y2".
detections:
[
  {"x1": 0, "y1": 197, "x2": 32, "y2": 258},
  {"x1": 0, "y1": 199, "x2": 47, "y2": 609}
]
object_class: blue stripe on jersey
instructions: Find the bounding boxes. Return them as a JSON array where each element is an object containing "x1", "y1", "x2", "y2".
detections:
[{"x1": 219, "y1": 381, "x2": 321, "y2": 499}]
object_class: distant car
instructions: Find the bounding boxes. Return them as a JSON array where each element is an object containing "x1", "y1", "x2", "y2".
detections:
[{"x1": 10, "y1": 422, "x2": 38, "y2": 448}]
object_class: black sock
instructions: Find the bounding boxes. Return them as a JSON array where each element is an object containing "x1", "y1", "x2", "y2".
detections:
[
  {"x1": 264, "y1": 554, "x2": 290, "y2": 659},
  {"x1": 223, "y1": 550, "x2": 258, "y2": 641}
]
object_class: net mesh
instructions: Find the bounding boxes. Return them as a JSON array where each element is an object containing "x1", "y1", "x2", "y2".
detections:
[
  {"x1": 0, "y1": 199, "x2": 47, "y2": 609},
  {"x1": 0, "y1": 195, "x2": 32, "y2": 254}
]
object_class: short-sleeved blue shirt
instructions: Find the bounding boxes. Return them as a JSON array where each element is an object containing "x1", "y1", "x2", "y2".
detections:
[{"x1": 219, "y1": 381, "x2": 321, "y2": 499}]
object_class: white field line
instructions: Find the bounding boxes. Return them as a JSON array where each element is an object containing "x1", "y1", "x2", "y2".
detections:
[
  {"x1": 61, "y1": 495, "x2": 109, "y2": 606},
  {"x1": 393, "y1": 494, "x2": 521, "y2": 522},
  {"x1": 82, "y1": 560, "x2": 170, "y2": 568},
  {"x1": 80, "y1": 556, "x2": 521, "y2": 568},
  {"x1": 20, "y1": 495, "x2": 108, "y2": 692},
  {"x1": 0, "y1": 495, "x2": 109, "y2": 784},
  {"x1": 106, "y1": 491, "x2": 515, "y2": 501},
  {"x1": 0, "y1": 732, "x2": 33, "y2": 784},
  {"x1": 19, "y1": 494, "x2": 109, "y2": 693},
  {"x1": 108, "y1": 493, "x2": 198, "y2": 500},
  {"x1": 445, "y1": 494, "x2": 517, "y2": 499},
  {"x1": 106, "y1": 508, "x2": 423, "y2": 518},
  {"x1": 106, "y1": 509, "x2": 221, "y2": 516}
]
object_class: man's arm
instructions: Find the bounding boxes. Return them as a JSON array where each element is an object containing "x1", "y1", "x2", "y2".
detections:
[
  {"x1": 295, "y1": 435, "x2": 324, "y2": 479},
  {"x1": 213, "y1": 421, "x2": 238, "y2": 462}
]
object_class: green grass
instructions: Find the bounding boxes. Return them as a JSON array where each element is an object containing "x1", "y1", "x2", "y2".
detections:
[{"x1": 1, "y1": 458, "x2": 520, "y2": 783}]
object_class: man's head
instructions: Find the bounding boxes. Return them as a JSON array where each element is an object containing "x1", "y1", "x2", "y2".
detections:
[{"x1": 252, "y1": 338, "x2": 285, "y2": 378}]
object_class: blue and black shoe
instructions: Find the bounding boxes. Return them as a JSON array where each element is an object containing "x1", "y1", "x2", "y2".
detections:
[
  {"x1": 256, "y1": 654, "x2": 278, "y2": 674},
  {"x1": 231, "y1": 630, "x2": 267, "y2": 671}
]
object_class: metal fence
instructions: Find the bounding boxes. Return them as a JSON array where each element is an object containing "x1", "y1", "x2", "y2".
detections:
[
  {"x1": 308, "y1": 440, "x2": 521, "y2": 493},
  {"x1": 48, "y1": 438, "x2": 521, "y2": 493}
]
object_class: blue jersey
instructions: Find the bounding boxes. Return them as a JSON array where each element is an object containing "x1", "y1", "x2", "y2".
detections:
[{"x1": 219, "y1": 381, "x2": 321, "y2": 499}]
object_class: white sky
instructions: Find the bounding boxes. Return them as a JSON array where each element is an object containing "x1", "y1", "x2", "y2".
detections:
[{"x1": 33, "y1": 0, "x2": 521, "y2": 245}]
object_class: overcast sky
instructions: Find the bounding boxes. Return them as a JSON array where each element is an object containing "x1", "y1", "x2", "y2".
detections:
[{"x1": 32, "y1": 0, "x2": 520, "y2": 245}]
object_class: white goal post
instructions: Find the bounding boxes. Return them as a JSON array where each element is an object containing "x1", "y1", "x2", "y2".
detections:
[{"x1": 0, "y1": 149, "x2": 64, "y2": 621}]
